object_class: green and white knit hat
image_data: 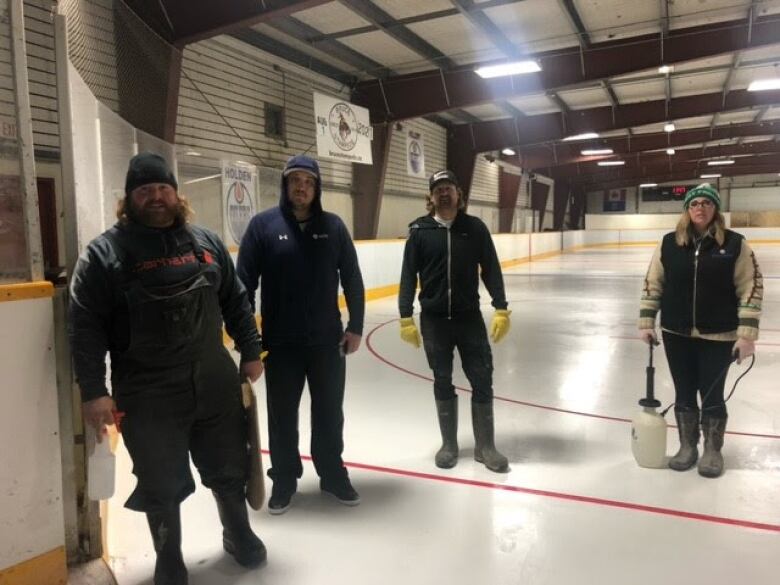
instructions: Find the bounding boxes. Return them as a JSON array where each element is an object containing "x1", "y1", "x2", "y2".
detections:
[{"x1": 683, "y1": 183, "x2": 721, "y2": 210}]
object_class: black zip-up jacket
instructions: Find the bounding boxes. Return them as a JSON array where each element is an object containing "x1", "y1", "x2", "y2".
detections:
[
  {"x1": 399, "y1": 212, "x2": 508, "y2": 318},
  {"x1": 68, "y1": 220, "x2": 262, "y2": 402},
  {"x1": 659, "y1": 229, "x2": 743, "y2": 334},
  {"x1": 236, "y1": 160, "x2": 365, "y2": 347}
]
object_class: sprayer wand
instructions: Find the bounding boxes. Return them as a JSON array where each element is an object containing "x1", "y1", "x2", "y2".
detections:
[
  {"x1": 658, "y1": 351, "x2": 756, "y2": 418},
  {"x1": 640, "y1": 341, "x2": 662, "y2": 409}
]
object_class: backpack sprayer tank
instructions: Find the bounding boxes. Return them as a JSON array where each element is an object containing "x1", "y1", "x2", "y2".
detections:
[{"x1": 631, "y1": 342, "x2": 668, "y2": 468}]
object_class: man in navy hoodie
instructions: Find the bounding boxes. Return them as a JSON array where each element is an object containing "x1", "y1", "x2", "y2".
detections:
[{"x1": 237, "y1": 155, "x2": 365, "y2": 514}]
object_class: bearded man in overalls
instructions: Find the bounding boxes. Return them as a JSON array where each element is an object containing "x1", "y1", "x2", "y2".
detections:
[{"x1": 69, "y1": 153, "x2": 266, "y2": 585}]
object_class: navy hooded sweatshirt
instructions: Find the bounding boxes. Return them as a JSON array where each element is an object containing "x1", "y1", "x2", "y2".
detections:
[{"x1": 236, "y1": 155, "x2": 365, "y2": 347}]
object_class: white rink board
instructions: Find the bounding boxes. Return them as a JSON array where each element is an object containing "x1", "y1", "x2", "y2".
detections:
[{"x1": 0, "y1": 297, "x2": 64, "y2": 571}]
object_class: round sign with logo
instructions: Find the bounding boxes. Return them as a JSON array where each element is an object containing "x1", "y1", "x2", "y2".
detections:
[
  {"x1": 226, "y1": 180, "x2": 255, "y2": 245},
  {"x1": 328, "y1": 102, "x2": 358, "y2": 151}
]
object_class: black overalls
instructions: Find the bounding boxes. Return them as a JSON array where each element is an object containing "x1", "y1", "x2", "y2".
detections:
[{"x1": 106, "y1": 227, "x2": 249, "y2": 513}]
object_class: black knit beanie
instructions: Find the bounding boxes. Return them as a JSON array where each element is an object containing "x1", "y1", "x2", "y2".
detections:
[{"x1": 125, "y1": 152, "x2": 178, "y2": 196}]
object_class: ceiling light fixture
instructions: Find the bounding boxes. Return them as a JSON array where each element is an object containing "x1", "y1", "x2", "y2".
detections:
[
  {"x1": 658, "y1": 65, "x2": 673, "y2": 74},
  {"x1": 581, "y1": 148, "x2": 614, "y2": 155},
  {"x1": 707, "y1": 159, "x2": 735, "y2": 166},
  {"x1": 501, "y1": 148, "x2": 516, "y2": 156},
  {"x1": 747, "y1": 78, "x2": 780, "y2": 92},
  {"x1": 701, "y1": 173, "x2": 722, "y2": 178},
  {"x1": 640, "y1": 183, "x2": 658, "y2": 188},
  {"x1": 475, "y1": 60, "x2": 542, "y2": 79},
  {"x1": 664, "y1": 123, "x2": 676, "y2": 132},
  {"x1": 563, "y1": 132, "x2": 599, "y2": 141},
  {"x1": 597, "y1": 160, "x2": 625, "y2": 166},
  {"x1": 666, "y1": 148, "x2": 676, "y2": 155},
  {"x1": 184, "y1": 150, "x2": 201, "y2": 156}
]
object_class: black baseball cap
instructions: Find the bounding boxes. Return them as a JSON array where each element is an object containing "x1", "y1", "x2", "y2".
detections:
[{"x1": 429, "y1": 169, "x2": 459, "y2": 191}]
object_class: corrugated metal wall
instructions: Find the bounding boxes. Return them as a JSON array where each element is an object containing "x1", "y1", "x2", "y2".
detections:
[
  {"x1": 176, "y1": 36, "x2": 354, "y2": 192},
  {"x1": 376, "y1": 118, "x2": 446, "y2": 238},
  {"x1": 23, "y1": 0, "x2": 58, "y2": 152},
  {"x1": 0, "y1": 0, "x2": 59, "y2": 153},
  {"x1": 470, "y1": 153, "x2": 499, "y2": 202},
  {"x1": 2, "y1": 2, "x2": 507, "y2": 236},
  {"x1": 468, "y1": 154, "x2": 500, "y2": 231},
  {"x1": 384, "y1": 118, "x2": 445, "y2": 196}
]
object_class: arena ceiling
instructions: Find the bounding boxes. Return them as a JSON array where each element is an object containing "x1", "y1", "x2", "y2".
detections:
[{"x1": 127, "y1": 0, "x2": 780, "y2": 189}]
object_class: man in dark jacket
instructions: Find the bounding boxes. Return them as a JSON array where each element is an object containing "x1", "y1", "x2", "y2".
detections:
[
  {"x1": 237, "y1": 154, "x2": 365, "y2": 515},
  {"x1": 398, "y1": 170, "x2": 511, "y2": 473},
  {"x1": 69, "y1": 153, "x2": 267, "y2": 585}
]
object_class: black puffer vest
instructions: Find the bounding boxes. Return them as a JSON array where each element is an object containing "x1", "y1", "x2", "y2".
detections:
[{"x1": 660, "y1": 228, "x2": 743, "y2": 335}]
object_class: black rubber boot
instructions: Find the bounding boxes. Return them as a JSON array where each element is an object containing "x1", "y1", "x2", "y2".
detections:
[
  {"x1": 698, "y1": 415, "x2": 727, "y2": 478},
  {"x1": 669, "y1": 409, "x2": 700, "y2": 471},
  {"x1": 471, "y1": 402, "x2": 509, "y2": 473},
  {"x1": 213, "y1": 490, "x2": 267, "y2": 568},
  {"x1": 146, "y1": 507, "x2": 187, "y2": 585},
  {"x1": 434, "y1": 398, "x2": 459, "y2": 469}
]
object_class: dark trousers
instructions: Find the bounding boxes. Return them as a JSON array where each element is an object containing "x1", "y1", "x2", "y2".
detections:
[
  {"x1": 264, "y1": 344, "x2": 347, "y2": 483},
  {"x1": 420, "y1": 311, "x2": 494, "y2": 404},
  {"x1": 662, "y1": 331, "x2": 733, "y2": 418},
  {"x1": 120, "y1": 352, "x2": 249, "y2": 512}
]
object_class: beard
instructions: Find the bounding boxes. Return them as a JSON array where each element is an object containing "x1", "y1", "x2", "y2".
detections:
[{"x1": 125, "y1": 198, "x2": 182, "y2": 228}]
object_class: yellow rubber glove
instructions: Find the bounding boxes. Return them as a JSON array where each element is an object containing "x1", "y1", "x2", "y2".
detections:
[
  {"x1": 399, "y1": 317, "x2": 422, "y2": 348},
  {"x1": 489, "y1": 309, "x2": 511, "y2": 343}
]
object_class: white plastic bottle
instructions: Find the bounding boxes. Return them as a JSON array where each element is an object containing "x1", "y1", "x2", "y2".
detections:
[
  {"x1": 88, "y1": 430, "x2": 115, "y2": 500},
  {"x1": 631, "y1": 407, "x2": 668, "y2": 468}
]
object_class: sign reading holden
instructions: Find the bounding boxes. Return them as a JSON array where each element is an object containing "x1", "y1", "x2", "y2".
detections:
[
  {"x1": 222, "y1": 162, "x2": 257, "y2": 247},
  {"x1": 314, "y1": 92, "x2": 373, "y2": 165}
]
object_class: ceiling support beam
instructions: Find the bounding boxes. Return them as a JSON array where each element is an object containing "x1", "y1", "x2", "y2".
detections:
[
  {"x1": 450, "y1": 0, "x2": 522, "y2": 58},
  {"x1": 268, "y1": 16, "x2": 392, "y2": 77},
  {"x1": 447, "y1": 134, "x2": 477, "y2": 205},
  {"x1": 352, "y1": 123, "x2": 393, "y2": 239},
  {"x1": 572, "y1": 157, "x2": 780, "y2": 187},
  {"x1": 557, "y1": 0, "x2": 592, "y2": 49},
  {"x1": 353, "y1": 16, "x2": 780, "y2": 122},
  {"x1": 530, "y1": 180, "x2": 551, "y2": 230},
  {"x1": 231, "y1": 28, "x2": 357, "y2": 84},
  {"x1": 312, "y1": 0, "x2": 526, "y2": 42},
  {"x1": 548, "y1": 141, "x2": 780, "y2": 179},
  {"x1": 133, "y1": 0, "x2": 335, "y2": 46},
  {"x1": 449, "y1": 89, "x2": 780, "y2": 152},
  {"x1": 339, "y1": 0, "x2": 456, "y2": 69},
  {"x1": 498, "y1": 166, "x2": 522, "y2": 233},
  {"x1": 552, "y1": 179, "x2": 571, "y2": 231},
  {"x1": 519, "y1": 120, "x2": 780, "y2": 168}
]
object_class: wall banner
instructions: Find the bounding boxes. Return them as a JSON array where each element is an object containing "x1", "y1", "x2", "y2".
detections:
[
  {"x1": 406, "y1": 130, "x2": 425, "y2": 178},
  {"x1": 314, "y1": 92, "x2": 373, "y2": 165},
  {"x1": 603, "y1": 188, "x2": 627, "y2": 212},
  {"x1": 222, "y1": 162, "x2": 257, "y2": 247}
]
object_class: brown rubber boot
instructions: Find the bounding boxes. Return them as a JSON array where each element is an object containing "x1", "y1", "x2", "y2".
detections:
[
  {"x1": 669, "y1": 410, "x2": 700, "y2": 471},
  {"x1": 698, "y1": 415, "x2": 727, "y2": 478}
]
